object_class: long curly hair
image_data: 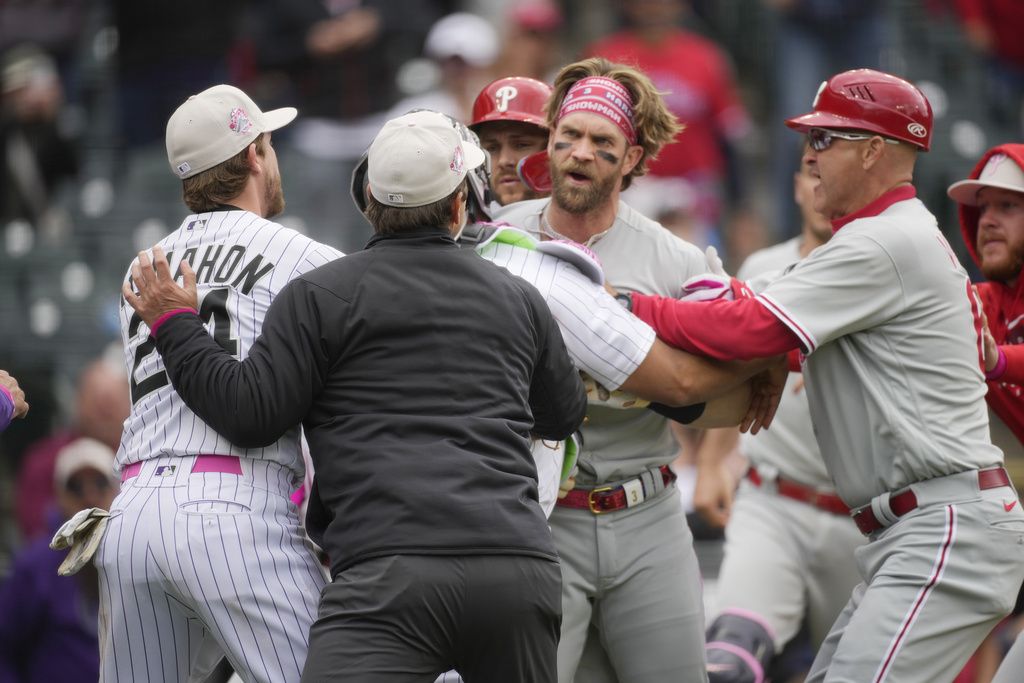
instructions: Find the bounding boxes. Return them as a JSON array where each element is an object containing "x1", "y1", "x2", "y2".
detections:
[{"x1": 545, "y1": 57, "x2": 682, "y2": 190}]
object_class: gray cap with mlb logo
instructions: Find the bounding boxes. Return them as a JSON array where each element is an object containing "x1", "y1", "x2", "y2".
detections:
[{"x1": 165, "y1": 84, "x2": 296, "y2": 179}]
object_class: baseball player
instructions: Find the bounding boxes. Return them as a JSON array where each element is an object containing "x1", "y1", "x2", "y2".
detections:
[
  {"x1": 701, "y1": 145, "x2": 865, "y2": 682},
  {"x1": 946, "y1": 144, "x2": 1024, "y2": 683},
  {"x1": 469, "y1": 76, "x2": 552, "y2": 207},
  {"x1": 346, "y1": 112, "x2": 781, "y2": 521},
  {"x1": 123, "y1": 109, "x2": 587, "y2": 683},
  {"x1": 96, "y1": 85, "x2": 342, "y2": 683},
  {"x1": 494, "y1": 57, "x2": 733, "y2": 683},
  {"x1": 0, "y1": 369, "x2": 28, "y2": 431},
  {"x1": 625, "y1": 68, "x2": 1024, "y2": 682},
  {"x1": 947, "y1": 144, "x2": 1024, "y2": 454}
]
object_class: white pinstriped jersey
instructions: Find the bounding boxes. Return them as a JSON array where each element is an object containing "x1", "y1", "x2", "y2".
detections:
[
  {"x1": 757, "y1": 197, "x2": 1001, "y2": 506},
  {"x1": 738, "y1": 237, "x2": 833, "y2": 489},
  {"x1": 117, "y1": 210, "x2": 343, "y2": 475},
  {"x1": 476, "y1": 233, "x2": 656, "y2": 391},
  {"x1": 495, "y1": 199, "x2": 709, "y2": 485}
]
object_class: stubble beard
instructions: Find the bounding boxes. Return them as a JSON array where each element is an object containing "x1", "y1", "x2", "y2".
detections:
[
  {"x1": 496, "y1": 183, "x2": 543, "y2": 207},
  {"x1": 265, "y1": 174, "x2": 285, "y2": 218}
]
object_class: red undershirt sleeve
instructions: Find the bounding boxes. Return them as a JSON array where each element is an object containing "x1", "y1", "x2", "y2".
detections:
[
  {"x1": 997, "y1": 344, "x2": 1024, "y2": 386},
  {"x1": 787, "y1": 349, "x2": 803, "y2": 373},
  {"x1": 630, "y1": 293, "x2": 803, "y2": 361}
]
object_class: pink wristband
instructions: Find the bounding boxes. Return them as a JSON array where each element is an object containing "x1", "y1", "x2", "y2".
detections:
[
  {"x1": 149, "y1": 308, "x2": 198, "y2": 338},
  {"x1": 986, "y1": 347, "x2": 1007, "y2": 380}
]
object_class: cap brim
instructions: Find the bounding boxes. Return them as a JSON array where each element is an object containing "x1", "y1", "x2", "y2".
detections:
[
  {"x1": 464, "y1": 139, "x2": 486, "y2": 171},
  {"x1": 785, "y1": 111, "x2": 858, "y2": 133},
  {"x1": 947, "y1": 178, "x2": 1024, "y2": 206},
  {"x1": 263, "y1": 106, "x2": 298, "y2": 132}
]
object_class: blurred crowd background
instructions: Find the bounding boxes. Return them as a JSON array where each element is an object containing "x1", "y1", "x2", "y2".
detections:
[{"x1": 0, "y1": 0, "x2": 1022, "y2": 675}]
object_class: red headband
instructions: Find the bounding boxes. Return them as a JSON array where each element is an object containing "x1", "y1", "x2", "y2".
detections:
[{"x1": 555, "y1": 76, "x2": 637, "y2": 145}]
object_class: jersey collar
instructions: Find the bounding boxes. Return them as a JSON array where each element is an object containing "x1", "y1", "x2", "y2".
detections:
[
  {"x1": 539, "y1": 202, "x2": 614, "y2": 247},
  {"x1": 831, "y1": 185, "x2": 916, "y2": 233}
]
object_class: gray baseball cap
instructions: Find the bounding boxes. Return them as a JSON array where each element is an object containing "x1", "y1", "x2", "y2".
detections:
[
  {"x1": 367, "y1": 110, "x2": 486, "y2": 208},
  {"x1": 166, "y1": 84, "x2": 296, "y2": 179}
]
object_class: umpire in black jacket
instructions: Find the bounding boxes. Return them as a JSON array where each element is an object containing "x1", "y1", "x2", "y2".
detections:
[{"x1": 123, "y1": 110, "x2": 587, "y2": 683}]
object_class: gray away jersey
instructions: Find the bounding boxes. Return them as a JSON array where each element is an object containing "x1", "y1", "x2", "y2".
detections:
[
  {"x1": 757, "y1": 197, "x2": 1001, "y2": 506},
  {"x1": 738, "y1": 237, "x2": 833, "y2": 490},
  {"x1": 495, "y1": 199, "x2": 709, "y2": 485},
  {"x1": 117, "y1": 210, "x2": 343, "y2": 475}
]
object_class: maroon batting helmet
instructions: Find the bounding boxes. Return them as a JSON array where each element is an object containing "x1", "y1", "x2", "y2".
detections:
[
  {"x1": 785, "y1": 69, "x2": 933, "y2": 151},
  {"x1": 471, "y1": 77, "x2": 553, "y2": 131}
]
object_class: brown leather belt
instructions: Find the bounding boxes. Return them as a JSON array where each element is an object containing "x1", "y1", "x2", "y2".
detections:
[
  {"x1": 747, "y1": 466, "x2": 850, "y2": 516},
  {"x1": 851, "y1": 467, "x2": 1011, "y2": 535},
  {"x1": 557, "y1": 465, "x2": 676, "y2": 514}
]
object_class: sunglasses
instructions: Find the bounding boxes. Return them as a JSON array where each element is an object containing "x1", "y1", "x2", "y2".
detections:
[{"x1": 807, "y1": 128, "x2": 901, "y2": 152}]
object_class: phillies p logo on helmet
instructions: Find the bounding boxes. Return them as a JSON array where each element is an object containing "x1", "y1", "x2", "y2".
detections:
[
  {"x1": 470, "y1": 76, "x2": 552, "y2": 130},
  {"x1": 495, "y1": 86, "x2": 518, "y2": 113}
]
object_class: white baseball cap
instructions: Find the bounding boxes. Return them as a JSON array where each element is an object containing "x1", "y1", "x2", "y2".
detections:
[
  {"x1": 166, "y1": 84, "x2": 297, "y2": 179},
  {"x1": 948, "y1": 153, "x2": 1024, "y2": 206},
  {"x1": 424, "y1": 13, "x2": 499, "y2": 68},
  {"x1": 53, "y1": 437, "x2": 117, "y2": 491},
  {"x1": 367, "y1": 110, "x2": 486, "y2": 207}
]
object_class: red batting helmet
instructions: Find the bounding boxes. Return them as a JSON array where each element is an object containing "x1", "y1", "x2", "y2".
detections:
[
  {"x1": 471, "y1": 77, "x2": 553, "y2": 131},
  {"x1": 785, "y1": 69, "x2": 933, "y2": 151}
]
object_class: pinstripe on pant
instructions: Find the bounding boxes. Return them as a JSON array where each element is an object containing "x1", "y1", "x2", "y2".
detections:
[{"x1": 96, "y1": 457, "x2": 326, "y2": 683}]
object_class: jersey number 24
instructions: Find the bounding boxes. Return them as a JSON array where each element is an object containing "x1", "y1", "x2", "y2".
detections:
[{"x1": 128, "y1": 287, "x2": 239, "y2": 404}]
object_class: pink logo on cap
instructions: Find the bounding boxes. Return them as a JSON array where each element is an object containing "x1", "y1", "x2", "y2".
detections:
[
  {"x1": 981, "y1": 154, "x2": 1007, "y2": 179},
  {"x1": 450, "y1": 145, "x2": 465, "y2": 175},
  {"x1": 228, "y1": 107, "x2": 253, "y2": 135}
]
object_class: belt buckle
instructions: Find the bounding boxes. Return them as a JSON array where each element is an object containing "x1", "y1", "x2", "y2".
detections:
[{"x1": 588, "y1": 486, "x2": 614, "y2": 514}]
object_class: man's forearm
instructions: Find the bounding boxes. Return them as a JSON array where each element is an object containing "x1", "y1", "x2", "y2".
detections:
[{"x1": 621, "y1": 340, "x2": 781, "y2": 407}]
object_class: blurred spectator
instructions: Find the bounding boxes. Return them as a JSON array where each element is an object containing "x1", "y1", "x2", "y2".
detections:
[
  {"x1": 14, "y1": 355, "x2": 128, "y2": 541},
  {"x1": 0, "y1": 0, "x2": 86, "y2": 97},
  {"x1": 585, "y1": 0, "x2": 752, "y2": 252},
  {"x1": 493, "y1": 0, "x2": 565, "y2": 82},
  {"x1": 113, "y1": 0, "x2": 245, "y2": 148},
  {"x1": 399, "y1": 12, "x2": 500, "y2": 122},
  {"x1": 762, "y1": 0, "x2": 883, "y2": 236},
  {"x1": 253, "y1": 0, "x2": 444, "y2": 252},
  {"x1": 953, "y1": 0, "x2": 1024, "y2": 131},
  {"x1": 0, "y1": 437, "x2": 118, "y2": 683},
  {"x1": 0, "y1": 45, "x2": 79, "y2": 227}
]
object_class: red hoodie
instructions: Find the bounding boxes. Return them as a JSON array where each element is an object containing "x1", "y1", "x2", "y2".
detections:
[{"x1": 959, "y1": 143, "x2": 1024, "y2": 445}]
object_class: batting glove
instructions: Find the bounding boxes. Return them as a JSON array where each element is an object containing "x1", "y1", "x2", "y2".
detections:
[{"x1": 50, "y1": 507, "x2": 111, "y2": 576}]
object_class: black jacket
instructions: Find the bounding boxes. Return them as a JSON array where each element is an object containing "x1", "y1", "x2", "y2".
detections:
[{"x1": 154, "y1": 227, "x2": 586, "y2": 576}]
